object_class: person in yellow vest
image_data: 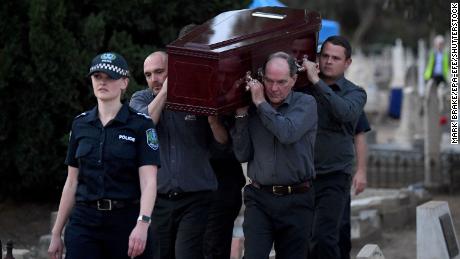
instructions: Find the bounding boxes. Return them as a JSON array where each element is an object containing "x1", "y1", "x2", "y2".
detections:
[{"x1": 424, "y1": 35, "x2": 450, "y2": 86}]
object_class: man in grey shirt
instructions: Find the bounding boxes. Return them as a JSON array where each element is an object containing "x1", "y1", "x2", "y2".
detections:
[
  {"x1": 301, "y1": 36, "x2": 367, "y2": 259},
  {"x1": 130, "y1": 51, "x2": 228, "y2": 259},
  {"x1": 231, "y1": 52, "x2": 317, "y2": 259}
]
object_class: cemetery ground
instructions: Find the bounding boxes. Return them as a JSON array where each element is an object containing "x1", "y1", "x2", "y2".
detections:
[{"x1": 0, "y1": 191, "x2": 459, "y2": 258}]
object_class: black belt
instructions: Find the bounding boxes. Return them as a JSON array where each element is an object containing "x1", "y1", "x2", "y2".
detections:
[
  {"x1": 77, "y1": 199, "x2": 139, "y2": 211},
  {"x1": 157, "y1": 190, "x2": 211, "y2": 200},
  {"x1": 251, "y1": 181, "x2": 311, "y2": 195}
]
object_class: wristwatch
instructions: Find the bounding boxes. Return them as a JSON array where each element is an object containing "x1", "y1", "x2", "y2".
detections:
[{"x1": 137, "y1": 215, "x2": 151, "y2": 224}]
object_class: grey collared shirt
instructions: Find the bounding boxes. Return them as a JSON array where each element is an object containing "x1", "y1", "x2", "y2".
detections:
[
  {"x1": 303, "y1": 76, "x2": 367, "y2": 175},
  {"x1": 130, "y1": 88, "x2": 218, "y2": 193},
  {"x1": 231, "y1": 91, "x2": 317, "y2": 186}
]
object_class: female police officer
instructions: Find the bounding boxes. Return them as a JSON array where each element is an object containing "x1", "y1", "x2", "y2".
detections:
[{"x1": 48, "y1": 52, "x2": 160, "y2": 259}]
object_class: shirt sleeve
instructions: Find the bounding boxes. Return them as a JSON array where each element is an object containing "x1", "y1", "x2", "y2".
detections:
[
  {"x1": 137, "y1": 119, "x2": 161, "y2": 167},
  {"x1": 354, "y1": 112, "x2": 371, "y2": 134},
  {"x1": 230, "y1": 114, "x2": 253, "y2": 163},
  {"x1": 314, "y1": 79, "x2": 367, "y2": 123},
  {"x1": 64, "y1": 121, "x2": 78, "y2": 167},
  {"x1": 257, "y1": 95, "x2": 317, "y2": 144},
  {"x1": 129, "y1": 91, "x2": 150, "y2": 115}
]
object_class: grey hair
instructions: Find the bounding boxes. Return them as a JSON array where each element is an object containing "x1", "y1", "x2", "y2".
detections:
[{"x1": 263, "y1": 51, "x2": 298, "y2": 77}]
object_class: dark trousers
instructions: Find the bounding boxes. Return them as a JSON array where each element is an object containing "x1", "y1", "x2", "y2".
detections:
[
  {"x1": 339, "y1": 194, "x2": 351, "y2": 259},
  {"x1": 432, "y1": 75, "x2": 445, "y2": 85},
  {"x1": 243, "y1": 184, "x2": 314, "y2": 259},
  {"x1": 204, "y1": 159, "x2": 245, "y2": 259},
  {"x1": 153, "y1": 191, "x2": 212, "y2": 259},
  {"x1": 65, "y1": 204, "x2": 156, "y2": 259},
  {"x1": 310, "y1": 173, "x2": 351, "y2": 259}
]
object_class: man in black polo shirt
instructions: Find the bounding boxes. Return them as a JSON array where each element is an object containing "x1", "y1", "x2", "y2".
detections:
[
  {"x1": 231, "y1": 52, "x2": 317, "y2": 259},
  {"x1": 301, "y1": 36, "x2": 367, "y2": 259},
  {"x1": 130, "y1": 51, "x2": 228, "y2": 259}
]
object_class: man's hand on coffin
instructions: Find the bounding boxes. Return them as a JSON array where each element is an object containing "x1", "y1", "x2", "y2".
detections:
[
  {"x1": 248, "y1": 79, "x2": 265, "y2": 107},
  {"x1": 302, "y1": 58, "x2": 320, "y2": 85}
]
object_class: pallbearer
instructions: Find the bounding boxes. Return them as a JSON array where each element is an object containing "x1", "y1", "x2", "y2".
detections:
[{"x1": 231, "y1": 52, "x2": 317, "y2": 258}]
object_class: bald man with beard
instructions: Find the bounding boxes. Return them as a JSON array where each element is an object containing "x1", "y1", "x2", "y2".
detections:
[{"x1": 130, "y1": 51, "x2": 228, "y2": 259}]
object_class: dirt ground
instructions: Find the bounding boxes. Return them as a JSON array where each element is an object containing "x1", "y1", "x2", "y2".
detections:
[{"x1": 1, "y1": 192, "x2": 459, "y2": 258}]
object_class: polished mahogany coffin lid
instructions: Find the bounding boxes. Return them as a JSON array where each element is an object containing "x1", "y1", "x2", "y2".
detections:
[{"x1": 166, "y1": 7, "x2": 321, "y2": 115}]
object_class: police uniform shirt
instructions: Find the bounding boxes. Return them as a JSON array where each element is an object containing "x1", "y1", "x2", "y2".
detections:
[
  {"x1": 303, "y1": 76, "x2": 367, "y2": 175},
  {"x1": 65, "y1": 102, "x2": 160, "y2": 202},
  {"x1": 231, "y1": 91, "x2": 317, "y2": 186},
  {"x1": 130, "y1": 88, "x2": 219, "y2": 194}
]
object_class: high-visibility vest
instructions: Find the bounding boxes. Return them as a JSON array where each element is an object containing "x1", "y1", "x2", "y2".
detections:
[{"x1": 424, "y1": 50, "x2": 450, "y2": 81}]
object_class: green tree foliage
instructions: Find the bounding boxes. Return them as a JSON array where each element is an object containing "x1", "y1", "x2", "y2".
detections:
[{"x1": 0, "y1": 0, "x2": 249, "y2": 201}]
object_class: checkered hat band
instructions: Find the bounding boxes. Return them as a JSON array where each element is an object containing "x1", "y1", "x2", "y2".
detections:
[{"x1": 90, "y1": 63, "x2": 129, "y2": 76}]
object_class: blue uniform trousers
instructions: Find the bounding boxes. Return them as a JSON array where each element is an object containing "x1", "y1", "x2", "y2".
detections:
[{"x1": 65, "y1": 204, "x2": 156, "y2": 259}]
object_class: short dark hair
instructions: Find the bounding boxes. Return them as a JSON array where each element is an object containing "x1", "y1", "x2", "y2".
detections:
[
  {"x1": 321, "y1": 36, "x2": 352, "y2": 59},
  {"x1": 263, "y1": 51, "x2": 298, "y2": 77}
]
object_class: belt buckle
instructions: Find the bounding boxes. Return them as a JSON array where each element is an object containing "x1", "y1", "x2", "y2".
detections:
[
  {"x1": 97, "y1": 199, "x2": 112, "y2": 210},
  {"x1": 168, "y1": 192, "x2": 179, "y2": 199},
  {"x1": 272, "y1": 186, "x2": 285, "y2": 196}
]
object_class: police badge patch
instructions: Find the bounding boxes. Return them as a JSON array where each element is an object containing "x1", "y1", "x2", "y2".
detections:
[{"x1": 146, "y1": 128, "x2": 159, "y2": 150}]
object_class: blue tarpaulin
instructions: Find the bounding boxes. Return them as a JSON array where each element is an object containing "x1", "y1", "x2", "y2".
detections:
[
  {"x1": 319, "y1": 19, "x2": 340, "y2": 44},
  {"x1": 248, "y1": 0, "x2": 286, "y2": 9}
]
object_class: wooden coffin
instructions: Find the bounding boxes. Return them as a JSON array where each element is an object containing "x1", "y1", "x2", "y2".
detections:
[{"x1": 166, "y1": 7, "x2": 321, "y2": 115}]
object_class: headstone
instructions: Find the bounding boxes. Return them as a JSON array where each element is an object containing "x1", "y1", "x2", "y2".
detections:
[
  {"x1": 417, "y1": 201, "x2": 460, "y2": 259},
  {"x1": 395, "y1": 86, "x2": 417, "y2": 146},
  {"x1": 346, "y1": 49, "x2": 374, "y2": 91},
  {"x1": 388, "y1": 39, "x2": 406, "y2": 118},
  {"x1": 356, "y1": 244, "x2": 385, "y2": 259},
  {"x1": 405, "y1": 47, "x2": 415, "y2": 70},
  {"x1": 424, "y1": 80, "x2": 442, "y2": 187},
  {"x1": 417, "y1": 39, "x2": 426, "y2": 96},
  {"x1": 390, "y1": 39, "x2": 406, "y2": 87}
]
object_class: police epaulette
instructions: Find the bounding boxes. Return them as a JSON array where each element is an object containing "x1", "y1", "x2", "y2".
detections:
[
  {"x1": 75, "y1": 112, "x2": 88, "y2": 119},
  {"x1": 136, "y1": 112, "x2": 151, "y2": 120}
]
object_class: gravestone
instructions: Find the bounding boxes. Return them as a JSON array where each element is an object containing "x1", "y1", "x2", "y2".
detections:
[
  {"x1": 424, "y1": 80, "x2": 442, "y2": 187},
  {"x1": 356, "y1": 244, "x2": 385, "y2": 259},
  {"x1": 417, "y1": 201, "x2": 460, "y2": 259},
  {"x1": 417, "y1": 39, "x2": 426, "y2": 97},
  {"x1": 388, "y1": 39, "x2": 406, "y2": 118}
]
